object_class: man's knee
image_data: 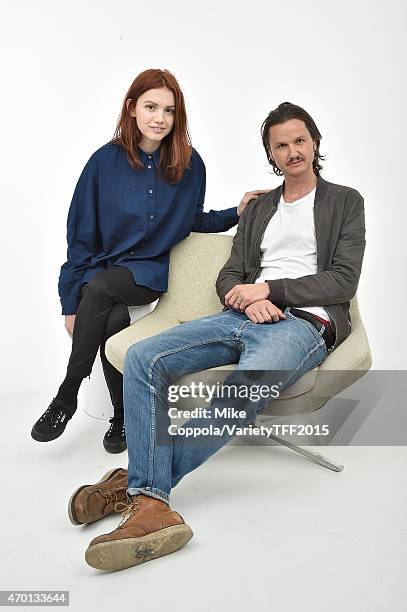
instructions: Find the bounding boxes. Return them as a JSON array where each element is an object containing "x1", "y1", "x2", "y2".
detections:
[
  {"x1": 124, "y1": 336, "x2": 174, "y2": 381},
  {"x1": 124, "y1": 339, "x2": 156, "y2": 374}
]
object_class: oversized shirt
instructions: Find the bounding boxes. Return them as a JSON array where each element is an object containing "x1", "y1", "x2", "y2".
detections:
[{"x1": 58, "y1": 143, "x2": 239, "y2": 314}]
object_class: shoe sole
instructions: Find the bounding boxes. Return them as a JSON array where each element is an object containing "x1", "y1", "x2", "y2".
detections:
[
  {"x1": 103, "y1": 438, "x2": 127, "y2": 454},
  {"x1": 85, "y1": 524, "x2": 193, "y2": 571},
  {"x1": 31, "y1": 425, "x2": 67, "y2": 442},
  {"x1": 68, "y1": 468, "x2": 126, "y2": 526}
]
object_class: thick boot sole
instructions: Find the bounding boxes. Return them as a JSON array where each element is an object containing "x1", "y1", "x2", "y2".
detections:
[
  {"x1": 85, "y1": 524, "x2": 193, "y2": 571},
  {"x1": 68, "y1": 468, "x2": 126, "y2": 526},
  {"x1": 103, "y1": 437, "x2": 127, "y2": 454}
]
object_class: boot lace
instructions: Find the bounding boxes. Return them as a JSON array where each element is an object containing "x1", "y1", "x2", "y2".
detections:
[
  {"x1": 107, "y1": 417, "x2": 125, "y2": 437},
  {"x1": 117, "y1": 495, "x2": 142, "y2": 527},
  {"x1": 98, "y1": 486, "x2": 128, "y2": 513},
  {"x1": 39, "y1": 402, "x2": 69, "y2": 428}
]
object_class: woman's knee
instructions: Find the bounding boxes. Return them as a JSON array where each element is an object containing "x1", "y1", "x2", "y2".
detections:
[
  {"x1": 104, "y1": 304, "x2": 130, "y2": 339},
  {"x1": 84, "y1": 275, "x2": 112, "y2": 301}
]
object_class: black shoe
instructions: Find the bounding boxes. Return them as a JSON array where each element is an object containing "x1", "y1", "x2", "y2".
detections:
[
  {"x1": 31, "y1": 398, "x2": 77, "y2": 442},
  {"x1": 103, "y1": 417, "x2": 127, "y2": 454}
]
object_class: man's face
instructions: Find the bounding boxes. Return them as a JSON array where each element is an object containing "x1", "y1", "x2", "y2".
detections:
[{"x1": 268, "y1": 119, "x2": 316, "y2": 178}]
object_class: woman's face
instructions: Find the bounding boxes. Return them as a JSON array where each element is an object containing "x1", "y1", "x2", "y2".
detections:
[{"x1": 128, "y1": 87, "x2": 176, "y2": 152}]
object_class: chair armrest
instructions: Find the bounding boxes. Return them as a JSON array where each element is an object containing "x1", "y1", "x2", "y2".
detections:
[
  {"x1": 320, "y1": 319, "x2": 372, "y2": 373},
  {"x1": 105, "y1": 309, "x2": 179, "y2": 373}
]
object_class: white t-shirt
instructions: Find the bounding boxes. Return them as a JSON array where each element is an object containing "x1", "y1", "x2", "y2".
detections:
[{"x1": 255, "y1": 188, "x2": 329, "y2": 321}]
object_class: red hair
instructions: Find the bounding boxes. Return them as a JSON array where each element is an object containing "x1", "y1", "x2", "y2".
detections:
[{"x1": 112, "y1": 69, "x2": 192, "y2": 183}]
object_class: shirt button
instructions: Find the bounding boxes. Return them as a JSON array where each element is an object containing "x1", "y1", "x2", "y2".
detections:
[
  {"x1": 150, "y1": 214, "x2": 154, "y2": 220},
  {"x1": 149, "y1": 189, "x2": 153, "y2": 194},
  {"x1": 147, "y1": 164, "x2": 152, "y2": 169},
  {"x1": 148, "y1": 155, "x2": 152, "y2": 159},
  {"x1": 130, "y1": 251, "x2": 135, "y2": 255}
]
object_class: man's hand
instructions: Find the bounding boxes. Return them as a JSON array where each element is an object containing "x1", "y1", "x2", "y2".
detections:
[
  {"x1": 245, "y1": 300, "x2": 286, "y2": 324},
  {"x1": 64, "y1": 314, "x2": 76, "y2": 338},
  {"x1": 237, "y1": 189, "x2": 272, "y2": 217},
  {"x1": 225, "y1": 283, "x2": 270, "y2": 311}
]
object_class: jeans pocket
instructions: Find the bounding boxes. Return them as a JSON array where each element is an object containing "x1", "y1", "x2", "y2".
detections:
[{"x1": 318, "y1": 324, "x2": 326, "y2": 337}]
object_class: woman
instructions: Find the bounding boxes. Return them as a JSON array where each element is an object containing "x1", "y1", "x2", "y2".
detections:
[{"x1": 31, "y1": 68, "x2": 257, "y2": 453}]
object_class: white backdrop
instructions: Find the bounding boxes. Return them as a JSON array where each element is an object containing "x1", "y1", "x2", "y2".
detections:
[{"x1": 1, "y1": 0, "x2": 406, "y2": 399}]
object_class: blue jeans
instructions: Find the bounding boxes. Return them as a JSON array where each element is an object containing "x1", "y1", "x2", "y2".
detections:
[{"x1": 123, "y1": 308, "x2": 328, "y2": 503}]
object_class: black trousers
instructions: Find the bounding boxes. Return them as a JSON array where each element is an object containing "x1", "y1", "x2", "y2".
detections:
[{"x1": 66, "y1": 266, "x2": 161, "y2": 417}]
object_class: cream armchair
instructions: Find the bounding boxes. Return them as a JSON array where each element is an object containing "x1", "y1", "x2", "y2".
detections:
[{"x1": 106, "y1": 233, "x2": 372, "y2": 472}]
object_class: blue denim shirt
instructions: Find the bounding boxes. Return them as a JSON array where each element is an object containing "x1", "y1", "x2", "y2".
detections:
[{"x1": 58, "y1": 143, "x2": 238, "y2": 314}]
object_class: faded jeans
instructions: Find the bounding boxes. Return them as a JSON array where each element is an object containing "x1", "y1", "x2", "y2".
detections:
[{"x1": 123, "y1": 308, "x2": 328, "y2": 503}]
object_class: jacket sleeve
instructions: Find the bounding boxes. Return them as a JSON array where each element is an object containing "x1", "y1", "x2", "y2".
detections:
[
  {"x1": 267, "y1": 190, "x2": 366, "y2": 307},
  {"x1": 58, "y1": 157, "x2": 99, "y2": 315},
  {"x1": 215, "y1": 204, "x2": 249, "y2": 304},
  {"x1": 192, "y1": 162, "x2": 239, "y2": 233}
]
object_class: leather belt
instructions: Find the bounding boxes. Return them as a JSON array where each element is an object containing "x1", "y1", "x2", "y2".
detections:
[{"x1": 287, "y1": 307, "x2": 336, "y2": 350}]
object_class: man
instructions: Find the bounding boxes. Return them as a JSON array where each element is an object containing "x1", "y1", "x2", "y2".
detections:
[{"x1": 68, "y1": 102, "x2": 366, "y2": 571}]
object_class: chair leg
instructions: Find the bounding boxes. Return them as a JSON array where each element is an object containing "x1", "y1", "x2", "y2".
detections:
[{"x1": 253, "y1": 418, "x2": 344, "y2": 472}]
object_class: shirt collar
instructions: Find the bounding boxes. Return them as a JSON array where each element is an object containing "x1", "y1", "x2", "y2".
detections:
[
  {"x1": 138, "y1": 146, "x2": 161, "y2": 165},
  {"x1": 273, "y1": 175, "x2": 326, "y2": 207}
]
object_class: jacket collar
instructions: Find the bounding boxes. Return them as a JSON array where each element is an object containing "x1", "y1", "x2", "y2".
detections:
[{"x1": 272, "y1": 174, "x2": 328, "y2": 206}]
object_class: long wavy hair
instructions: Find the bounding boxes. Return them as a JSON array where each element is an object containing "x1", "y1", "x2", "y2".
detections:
[
  {"x1": 112, "y1": 69, "x2": 192, "y2": 183},
  {"x1": 261, "y1": 102, "x2": 325, "y2": 176}
]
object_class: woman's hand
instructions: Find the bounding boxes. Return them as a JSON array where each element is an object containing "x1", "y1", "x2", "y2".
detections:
[
  {"x1": 64, "y1": 314, "x2": 76, "y2": 338},
  {"x1": 237, "y1": 189, "x2": 272, "y2": 217}
]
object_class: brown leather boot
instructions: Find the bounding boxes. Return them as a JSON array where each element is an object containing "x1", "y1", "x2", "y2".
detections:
[
  {"x1": 85, "y1": 494, "x2": 193, "y2": 571},
  {"x1": 68, "y1": 468, "x2": 128, "y2": 525}
]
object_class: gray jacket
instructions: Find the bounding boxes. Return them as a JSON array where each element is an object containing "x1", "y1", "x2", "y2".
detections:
[{"x1": 216, "y1": 176, "x2": 366, "y2": 350}]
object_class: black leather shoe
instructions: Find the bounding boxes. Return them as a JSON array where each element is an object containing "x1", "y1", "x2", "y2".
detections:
[
  {"x1": 31, "y1": 398, "x2": 77, "y2": 442},
  {"x1": 103, "y1": 417, "x2": 127, "y2": 454}
]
